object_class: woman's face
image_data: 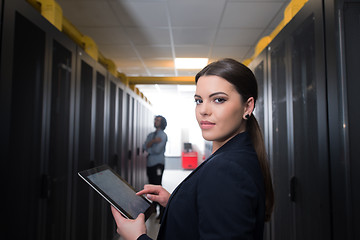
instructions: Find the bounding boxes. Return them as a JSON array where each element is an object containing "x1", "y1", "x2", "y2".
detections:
[{"x1": 195, "y1": 75, "x2": 252, "y2": 151}]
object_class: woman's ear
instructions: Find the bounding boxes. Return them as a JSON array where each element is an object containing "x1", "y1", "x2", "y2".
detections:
[{"x1": 243, "y1": 97, "x2": 255, "y2": 120}]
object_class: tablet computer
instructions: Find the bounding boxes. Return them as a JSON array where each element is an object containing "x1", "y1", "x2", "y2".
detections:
[{"x1": 78, "y1": 165, "x2": 155, "y2": 220}]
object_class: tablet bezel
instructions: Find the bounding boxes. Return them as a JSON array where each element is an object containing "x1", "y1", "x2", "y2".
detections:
[{"x1": 78, "y1": 165, "x2": 155, "y2": 220}]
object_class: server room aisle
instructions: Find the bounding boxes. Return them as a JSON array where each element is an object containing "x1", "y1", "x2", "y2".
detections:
[{"x1": 116, "y1": 157, "x2": 193, "y2": 239}]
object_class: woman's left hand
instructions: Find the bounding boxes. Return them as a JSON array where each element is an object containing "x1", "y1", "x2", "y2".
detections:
[{"x1": 111, "y1": 206, "x2": 147, "y2": 240}]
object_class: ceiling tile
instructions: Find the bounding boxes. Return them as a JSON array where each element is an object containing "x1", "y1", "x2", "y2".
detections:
[
  {"x1": 214, "y1": 28, "x2": 263, "y2": 46},
  {"x1": 168, "y1": 0, "x2": 226, "y2": 27},
  {"x1": 136, "y1": 46, "x2": 173, "y2": 59},
  {"x1": 108, "y1": 1, "x2": 169, "y2": 27},
  {"x1": 114, "y1": 58, "x2": 142, "y2": 67},
  {"x1": 210, "y1": 46, "x2": 250, "y2": 60},
  {"x1": 149, "y1": 68, "x2": 176, "y2": 76},
  {"x1": 143, "y1": 59, "x2": 175, "y2": 68},
  {"x1": 177, "y1": 69, "x2": 201, "y2": 77},
  {"x1": 221, "y1": 2, "x2": 284, "y2": 28},
  {"x1": 121, "y1": 66, "x2": 149, "y2": 76},
  {"x1": 77, "y1": 27, "x2": 129, "y2": 45},
  {"x1": 126, "y1": 27, "x2": 171, "y2": 45},
  {"x1": 172, "y1": 28, "x2": 216, "y2": 45},
  {"x1": 174, "y1": 46, "x2": 210, "y2": 58},
  {"x1": 99, "y1": 44, "x2": 137, "y2": 59},
  {"x1": 58, "y1": 1, "x2": 119, "y2": 27}
]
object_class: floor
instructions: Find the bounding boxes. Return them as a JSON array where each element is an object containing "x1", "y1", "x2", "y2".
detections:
[{"x1": 116, "y1": 157, "x2": 194, "y2": 240}]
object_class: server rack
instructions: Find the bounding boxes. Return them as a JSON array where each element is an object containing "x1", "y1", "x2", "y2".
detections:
[
  {"x1": 1, "y1": 1, "x2": 153, "y2": 239},
  {"x1": 324, "y1": 1, "x2": 360, "y2": 239},
  {"x1": 249, "y1": 0, "x2": 360, "y2": 239}
]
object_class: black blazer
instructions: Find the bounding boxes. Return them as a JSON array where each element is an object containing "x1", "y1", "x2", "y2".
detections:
[{"x1": 139, "y1": 132, "x2": 266, "y2": 240}]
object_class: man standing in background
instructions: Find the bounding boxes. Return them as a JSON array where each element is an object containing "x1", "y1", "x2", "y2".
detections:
[{"x1": 143, "y1": 115, "x2": 167, "y2": 220}]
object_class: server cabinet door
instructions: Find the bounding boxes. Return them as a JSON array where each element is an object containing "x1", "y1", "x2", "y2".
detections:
[
  {"x1": 290, "y1": 14, "x2": 330, "y2": 240},
  {"x1": 104, "y1": 79, "x2": 118, "y2": 238},
  {"x1": 125, "y1": 94, "x2": 134, "y2": 183},
  {"x1": 133, "y1": 100, "x2": 139, "y2": 190},
  {"x1": 45, "y1": 39, "x2": 73, "y2": 240},
  {"x1": 0, "y1": 0, "x2": 2, "y2": 49},
  {"x1": 108, "y1": 81, "x2": 118, "y2": 169},
  {"x1": 343, "y1": 4, "x2": 360, "y2": 239},
  {"x1": 117, "y1": 87, "x2": 125, "y2": 174},
  {"x1": 251, "y1": 57, "x2": 266, "y2": 134},
  {"x1": 94, "y1": 71, "x2": 106, "y2": 165},
  {"x1": 3, "y1": 11, "x2": 45, "y2": 240},
  {"x1": 138, "y1": 104, "x2": 147, "y2": 189},
  {"x1": 72, "y1": 59, "x2": 94, "y2": 240},
  {"x1": 265, "y1": 1, "x2": 332, "y2": 239},
  {"x1": 249, "y1": 51, "x2": 271, "y2": 239},
  {"x1": 92, "y1": 70, "x2": 107, "y2": 240},
  {"x1": 268, "y1": 41, "x2": 294, "y2": 240}
]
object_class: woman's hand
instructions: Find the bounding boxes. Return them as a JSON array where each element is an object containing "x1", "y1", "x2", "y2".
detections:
[
  {"x1": 137, "y1": 184, "x2": 171, "y2": 207},
  {"x1": 111, "y1": 206, "x2": 146, "y2": 240}
]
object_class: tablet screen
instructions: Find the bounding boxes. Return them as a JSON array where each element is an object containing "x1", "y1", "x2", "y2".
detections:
[{"x1": 78, "y1": 165, "x2": 154, "y2": 220}]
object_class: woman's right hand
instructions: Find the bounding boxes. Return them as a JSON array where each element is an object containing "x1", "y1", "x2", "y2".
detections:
[{"x1": 137, "y1": 184, "x2": 170, "y2": 207}]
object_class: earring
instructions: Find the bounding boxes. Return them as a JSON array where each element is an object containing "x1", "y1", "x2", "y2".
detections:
[{"x1": 245, "y1": 114, "x2": 250, "y2": 119}]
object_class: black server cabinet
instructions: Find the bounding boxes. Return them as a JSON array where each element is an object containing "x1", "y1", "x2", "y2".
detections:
[
  {"x1": 134, "y1": 99, "x2": 147, "y2": 191},
  {"x1": 250, "y1": 52, "x2": 267, "y2": 136},
  {"x1": 250, "y1": 1, "x2": 331, "y2": 239},
  {"x1": 104, "y1": 73, "x2": 126, "y2": 238},
  {"x1": 92, "y1": 60, "x2": 111, "y2": 240},
  {"x1": 249, "y1": 51, "x2": 271, "y2": 240},
  {"x1": 117, "y1": 86, "x2": 125, "y2": 174},
  {"x1": 107, "y1": 79, "x2": 118, "y2": 169},
  {"x1": 268, "y1": 41, "x2": 294, "y2": 240},
  {"x1": 289, "y1": 13, "x2": 330, "y2": 240},
  {"x1": 1, "y1": 1, "x2": 153, "y2": 240},
  {"x1": 72, "y1": 49, "x2": 119, "y2": 240},
  {"x1": 120, "y1": 93, "x2": 130, "y2": 181},
  {"x1": 2, "y1": 10, "x2": 46, "y2": 240},
  {"x1": 338, "y1": 3, "x2": 360, "y2": 239},
  {"x1": 94, "y1": 68, "x2": 107, "y2": 167},
  {"x1": 131, "y1": 98, "x2": 138, "y2": 188},
  {"x1": 0, "y1": 0, "x2": 2, "y2": 50},
  {"x1": 138, "y1": 103, "x2": 147, "y2": 190},
  {"x1": 126, "y1": 94, "x2": 134, "y2": 184},
  {"x1": 1, "y1": 1, "x2": 79, "y2": 239},
  {"x1": 45, "y1": 37, "x2": 76, "y2": 240},
  {"x1": 134, "y1": 100, "x2": 140, "y2": 190},
  {"x1": 72, "y1": 53, "x2": 95, "y2": 240}
]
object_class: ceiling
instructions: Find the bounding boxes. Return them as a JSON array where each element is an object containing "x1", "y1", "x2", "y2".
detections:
[{"x1": 56, "y1": 0, "x2": 291, "y2": 101}]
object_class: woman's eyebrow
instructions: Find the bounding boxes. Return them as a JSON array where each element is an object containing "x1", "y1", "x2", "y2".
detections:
[
  {"x1": 209, "y1": 92, "x2": 228, "y2": 97},
  {"x1": 194, "y1": 92, "x2": 228, "y2": 98}
]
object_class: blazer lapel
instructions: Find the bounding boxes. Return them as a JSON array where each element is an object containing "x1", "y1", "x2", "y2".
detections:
[{"x1": 160, "y1": 152, "x2": 217, "y2": 224}]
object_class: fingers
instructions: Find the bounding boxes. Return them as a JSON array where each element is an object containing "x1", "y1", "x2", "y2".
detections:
[
  {"x1": 111, "y1": 206, "x2": 126, "y2": 226},
  {"x1": 111, "y1": 206, "x2": 147, "y2": 239},
  {"x1": 136, "y1": 184, "x2": 160, "y2": 196},
  {"x1": 137, "y1": 185, "x2": 163, "y2": 202},
  {"x1": 136, "y1": 213, "x2": 145, "y2": 222}
]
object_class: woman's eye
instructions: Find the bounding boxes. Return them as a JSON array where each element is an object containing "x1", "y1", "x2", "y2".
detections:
[
  {"x1": 194, "y1": 99, "x2": 203, "y2": 105},
  {"x1": 214, "y1": 98, "x2": 226, "y2": 103}
]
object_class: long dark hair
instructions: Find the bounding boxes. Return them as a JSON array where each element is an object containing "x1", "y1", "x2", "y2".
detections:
[{"x1": 195, "y1": 58, "x2": 274, "y2": 221}]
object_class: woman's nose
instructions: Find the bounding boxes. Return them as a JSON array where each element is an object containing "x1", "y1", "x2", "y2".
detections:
[{"x1": 198, "y1": 102, "x2": 210, "y2": 116}]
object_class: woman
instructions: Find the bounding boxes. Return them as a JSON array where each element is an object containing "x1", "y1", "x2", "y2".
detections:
[{"x1": 111, "y1": 58, "x2": 274, "y2": 240}]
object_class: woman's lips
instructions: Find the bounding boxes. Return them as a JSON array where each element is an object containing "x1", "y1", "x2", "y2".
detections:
[{"x1": 200, "y1": 121, "x2": 215, "y2": 130}]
